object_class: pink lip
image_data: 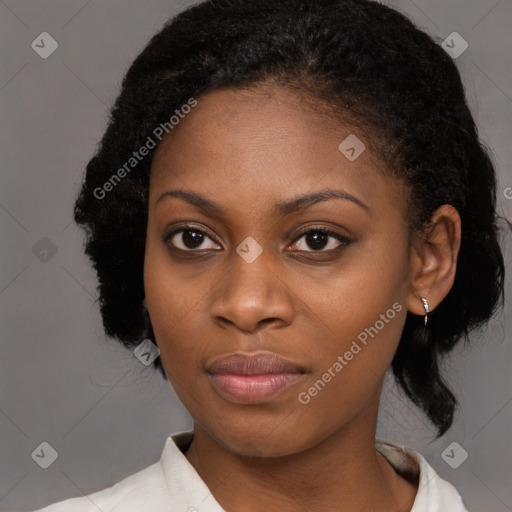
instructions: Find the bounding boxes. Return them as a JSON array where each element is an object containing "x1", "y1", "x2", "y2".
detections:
[{"x1": 206, "y1": 352, "x2": 305, "y2": 403}]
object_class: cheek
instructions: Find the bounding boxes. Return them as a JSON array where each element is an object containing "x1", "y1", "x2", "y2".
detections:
[
  {"x1": 143, "y1": 236, "x2": 206, "y2": 367},
  {"x1": 294, "y1": 238, "x2": 409, "y2": 403},
  {"x1": 299, "y1": 284, "x2": 406, "y2": 395},
  {"x1": 292, "y1": 290, "x2": 406, "y2": 446},
  {"x1": 302, "y1": 234, "x2": 409, "y2": 345}
]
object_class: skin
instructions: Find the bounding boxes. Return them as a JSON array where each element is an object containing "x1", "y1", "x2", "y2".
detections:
[{"x1": 143, "y1": 83, "x2": 461, "y2": 512}]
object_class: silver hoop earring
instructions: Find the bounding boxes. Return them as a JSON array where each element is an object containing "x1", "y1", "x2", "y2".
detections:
[{"x1": 421, "y1": 297, "x2": 429, "y2": 326}]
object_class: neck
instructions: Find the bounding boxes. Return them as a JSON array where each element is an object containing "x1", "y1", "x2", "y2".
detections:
[{"x1": 184, "y1": 392, "x2": 417, "y2": 512}]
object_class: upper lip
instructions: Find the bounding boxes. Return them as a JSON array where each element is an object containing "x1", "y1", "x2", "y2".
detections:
[{"x1": 206, "y1": 352, "x2": 305, "y2": 375}]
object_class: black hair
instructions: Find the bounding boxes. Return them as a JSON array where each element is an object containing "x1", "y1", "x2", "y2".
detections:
[{"x1": 74, "y1": 0, "x2": 506, "y2": 436}]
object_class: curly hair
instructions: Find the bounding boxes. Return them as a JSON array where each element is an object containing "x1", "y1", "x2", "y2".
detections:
[{"x1": 74, "y1": 0, "x2": 506, "y2": 436}]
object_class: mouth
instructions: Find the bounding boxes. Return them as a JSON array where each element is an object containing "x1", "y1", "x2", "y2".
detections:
[{"x1": 206, "y1": 352, "x2": 306, "y2": 404}]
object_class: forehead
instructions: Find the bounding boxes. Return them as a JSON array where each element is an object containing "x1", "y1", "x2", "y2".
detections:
[
  {"x1": 148, "y1": 84, "x2": 404, "y2": 221},
  {"x1": 152, "y1": 84, "x2": 367, "y2": 165}
]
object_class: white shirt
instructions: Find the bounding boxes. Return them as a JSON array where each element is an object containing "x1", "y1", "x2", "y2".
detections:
[{"x1": 31, "y1": 431, "x2": 469, "y2": 512}]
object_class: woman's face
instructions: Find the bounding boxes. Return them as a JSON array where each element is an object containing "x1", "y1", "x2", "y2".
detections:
[{"x1": 144, "y1": 84, "x2": 415, "y2": 457}]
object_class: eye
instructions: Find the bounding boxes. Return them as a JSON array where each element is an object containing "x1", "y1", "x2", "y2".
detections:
[
  {"x1": 164, "y1": 224, "x2": 353, "y2": 254},
  {"x1": 288, "y1": 227, "x2": 352, "y2": 252},
  {"x1": 165, "y1": 224, "x2": 221, "y2": 251}
]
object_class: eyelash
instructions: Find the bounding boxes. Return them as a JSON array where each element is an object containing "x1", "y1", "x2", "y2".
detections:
[{"x1": 164, "y1": 223, "x2": 353, "y2": 255}]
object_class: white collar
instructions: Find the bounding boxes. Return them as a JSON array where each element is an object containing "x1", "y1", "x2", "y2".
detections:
[
  {"x1": 159, "y1": 431, "x2": 469, "y2": 512},
  {"x1": 159, "y1": 430, "x2": 225, "y2": 511},
  {"x1": 32, "y1": 430, "x2": 470, "y2": 511}
]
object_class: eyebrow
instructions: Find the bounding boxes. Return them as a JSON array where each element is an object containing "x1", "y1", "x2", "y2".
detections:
[{"x1": 155, "y1": 188, "x2": 370, "y2": 216}]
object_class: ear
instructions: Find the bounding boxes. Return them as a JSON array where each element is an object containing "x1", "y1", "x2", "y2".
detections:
[{"x1": 406, "y1": 204, "x2": 461, "y2": 316}]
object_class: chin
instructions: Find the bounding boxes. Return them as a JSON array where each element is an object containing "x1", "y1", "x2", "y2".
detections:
[{"x1": 204, "y1": 415, "x2": 320, "y2": 459}]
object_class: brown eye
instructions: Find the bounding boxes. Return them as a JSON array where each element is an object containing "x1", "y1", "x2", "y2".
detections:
[
  {"x1": 289, "y1": 228, "x2": 352, "y2": 252},
  {"x1": 166, "y1": 226, "x2": 221, "y2": 251}
]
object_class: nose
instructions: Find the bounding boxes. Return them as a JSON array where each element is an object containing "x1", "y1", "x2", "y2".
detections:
[{"x1": 210, "y1": 247, "x2": 295, "y2": 333}]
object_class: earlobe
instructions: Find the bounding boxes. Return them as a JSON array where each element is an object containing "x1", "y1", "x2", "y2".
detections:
[{"x1": 406, "y1": 204, "x2": 461, "y2": 318}]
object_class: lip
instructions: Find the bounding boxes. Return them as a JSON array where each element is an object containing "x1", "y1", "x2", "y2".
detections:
[{"x1": 206, "y1": 352, "x2": 306, "y2": 403}]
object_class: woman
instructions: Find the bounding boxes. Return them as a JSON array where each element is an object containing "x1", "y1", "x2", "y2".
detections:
[{"x1": 31, "y1": 0, "x2": 506, "y2": 510}]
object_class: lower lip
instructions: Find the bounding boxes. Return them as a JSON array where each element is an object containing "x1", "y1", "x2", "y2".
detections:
[{"x1": 209, "y1": 373, "x2": 304, "y2": 403}]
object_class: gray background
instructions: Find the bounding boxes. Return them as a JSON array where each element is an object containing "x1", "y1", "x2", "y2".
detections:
[{"x1": 0, "y1": 0, "x2": 510, "y2": 510}]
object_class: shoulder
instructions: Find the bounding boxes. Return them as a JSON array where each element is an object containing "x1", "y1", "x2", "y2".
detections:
[
  {"x1": 29, "y1": 431, "x2": 222, "y2": 512},
  {"x1": 376, "y1": 438, "x2": 470, "y2": 512},
  {"x1": 30, "y1": 431, "x2": 198, "y2": 512},
  {"x1": 30, "y1": 459, "x2": 168, "y2": 512}
]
